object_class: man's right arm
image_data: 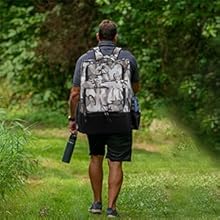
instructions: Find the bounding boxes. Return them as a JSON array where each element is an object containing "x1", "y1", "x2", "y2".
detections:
[
  {"x1": 69, "y1": 86, "x2": 80, "y2": 120},
  {"x1": 68, "y1": 55, "x2": 83, "y2": 133},
  {"x1": 68, "y1": 86, "x2": 80, "y2": 133}
]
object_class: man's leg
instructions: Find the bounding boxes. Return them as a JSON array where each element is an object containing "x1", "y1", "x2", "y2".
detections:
[
  {"x1": 89, "y1": 155, "x2": 104, "y2": 203},
  {"x1": 107, "y1": 160, "x2": 123, "y2": 209}
]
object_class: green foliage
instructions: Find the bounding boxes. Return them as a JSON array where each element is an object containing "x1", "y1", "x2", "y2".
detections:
[
  {"x1": 12, "y1": 107, "x2": 67, "y2": 128},
  {"x1": 30, "y1": 0, "x2": 98, "y2": 108},
  {"x1": 0, "y1": 80, "x2": 13, "y2": 109},
  {"x1": 0, "y1": 2, "x2": 46, "y2": 91},
  {"x1": 0, "y1": 120, "x2": 36, "y2": 199},
  {"x1": 96, "y1": 0, "x2": 220, "y2": 153},
  {"x1": 0, "y1": 1, "x2": 98, "y2": 109}
]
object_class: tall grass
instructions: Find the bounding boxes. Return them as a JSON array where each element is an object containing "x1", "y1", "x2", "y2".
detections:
[{"x1": 0, "y1": 120, "x2": 36, "y2": 199}]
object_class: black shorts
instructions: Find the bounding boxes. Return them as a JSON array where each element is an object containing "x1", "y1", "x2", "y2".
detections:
[{"x1": 87, "y1": 133, "x2": 132, "y2": 161}]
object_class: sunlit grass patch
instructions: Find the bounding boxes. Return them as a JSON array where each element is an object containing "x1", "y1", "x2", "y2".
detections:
[{"x1": 119, "y1": 172, "x2": 220, "y2": 218}]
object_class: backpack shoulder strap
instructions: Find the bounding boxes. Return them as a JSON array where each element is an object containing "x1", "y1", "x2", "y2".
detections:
[
  {"x1": 112, "y1": 47, "x2": 122, "y2": 59},
  {"x1": 93, "y1": 47, "x2": 103, "y2": 60},
  {"x1": 93, "y1": 46, "x2": 122, "y2": 60}
]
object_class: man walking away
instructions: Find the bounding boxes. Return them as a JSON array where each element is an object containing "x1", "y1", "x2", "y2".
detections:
[{"x1": 68, "y1": 19, "x2": 139, "y2": 218}]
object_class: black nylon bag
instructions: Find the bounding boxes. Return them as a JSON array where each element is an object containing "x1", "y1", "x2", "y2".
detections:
[{"x1": 77, "y1": 111, "x2": 132, "y2": 134}]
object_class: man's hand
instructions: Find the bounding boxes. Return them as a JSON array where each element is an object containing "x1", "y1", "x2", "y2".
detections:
[{"x1": 68, "y1": 120, "x2": 77, "y2": 134}]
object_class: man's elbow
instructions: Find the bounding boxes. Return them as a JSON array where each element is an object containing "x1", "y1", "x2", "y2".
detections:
[
  {"x1": 69, "y1": 86, "x2": 80, "y2": 103},
  {"x1": 132, "y1": 82, "x2": 140, "y2": 94}
]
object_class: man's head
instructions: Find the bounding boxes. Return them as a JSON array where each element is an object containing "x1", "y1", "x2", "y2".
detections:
[{"x1": 97, "y1": 19, "x2": 117, "y2": 42}]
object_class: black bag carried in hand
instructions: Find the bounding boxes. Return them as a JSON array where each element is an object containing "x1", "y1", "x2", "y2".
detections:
[{"x1": 131, "y1": 96, "x2": 141, "y2": 130}]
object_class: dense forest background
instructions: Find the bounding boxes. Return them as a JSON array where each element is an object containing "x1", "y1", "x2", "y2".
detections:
[{"x1": 1, "y1": 0, "x2": 220, "y2": 154}]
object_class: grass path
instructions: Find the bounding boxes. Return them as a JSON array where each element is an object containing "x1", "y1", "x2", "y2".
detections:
[{"x1": 0, "y1": 127, "x2": 220, "y2": 219}]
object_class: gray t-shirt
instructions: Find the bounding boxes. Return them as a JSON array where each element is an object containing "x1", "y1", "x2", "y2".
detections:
[{"x1": 73, "y1": 40, "x2": 139, "y2": 86}]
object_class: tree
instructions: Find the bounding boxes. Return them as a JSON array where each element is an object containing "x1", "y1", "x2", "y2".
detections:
[
  {"x1": 96, "y1": 0, "x2": 220, "y2": 154},
  {"x1": 0, "y1": 1, "x2": 46, "y2": 104}
]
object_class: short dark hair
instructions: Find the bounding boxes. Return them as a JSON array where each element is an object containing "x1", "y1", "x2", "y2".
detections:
[{"x1": 98, "y1": 19, "x2": 117, "y2": 41}]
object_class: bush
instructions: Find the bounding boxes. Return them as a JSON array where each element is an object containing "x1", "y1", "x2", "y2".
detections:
[{"x1": 0, "y1": 120, "x2": 36, "y2": 199}]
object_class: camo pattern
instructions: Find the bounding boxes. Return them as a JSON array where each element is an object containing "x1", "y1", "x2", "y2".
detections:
[{"x1": 80, "y1": 47, "x2": 133, "y2": 113}]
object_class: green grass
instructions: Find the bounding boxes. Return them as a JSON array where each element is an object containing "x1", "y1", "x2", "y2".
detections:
[{"x1": 0, "y1": 125, "x2": 219, "y2": 219}]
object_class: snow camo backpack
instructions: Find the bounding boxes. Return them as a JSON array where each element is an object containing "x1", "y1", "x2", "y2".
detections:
[{"x1": 77, "y1": 46, "x2": 134, "y2": 134}]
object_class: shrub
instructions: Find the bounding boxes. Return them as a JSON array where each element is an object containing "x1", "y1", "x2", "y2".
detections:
[{"x1": 0, "y1": 120, "x2": 36, "y2": 199}]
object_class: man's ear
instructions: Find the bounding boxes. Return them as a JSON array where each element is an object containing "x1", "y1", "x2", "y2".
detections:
[
  {"x1": 96, "y1": 33, "x2": 100, "y2": 42},
  {"x1": 113, "y1": 34, "x2": 118, "y2": 43}
]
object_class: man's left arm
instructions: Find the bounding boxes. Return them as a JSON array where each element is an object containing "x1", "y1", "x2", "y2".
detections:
[
  {"x1": 130, "y1": 54, "x2": 140, "y2": 94},
  {"x1": 132, "y1": 82, "x2": 140, "y2": 94}
]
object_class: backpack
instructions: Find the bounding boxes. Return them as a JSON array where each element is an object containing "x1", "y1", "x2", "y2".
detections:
[{"x1": 76, "y1": 46, "x2": 134, "y2": 134}]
